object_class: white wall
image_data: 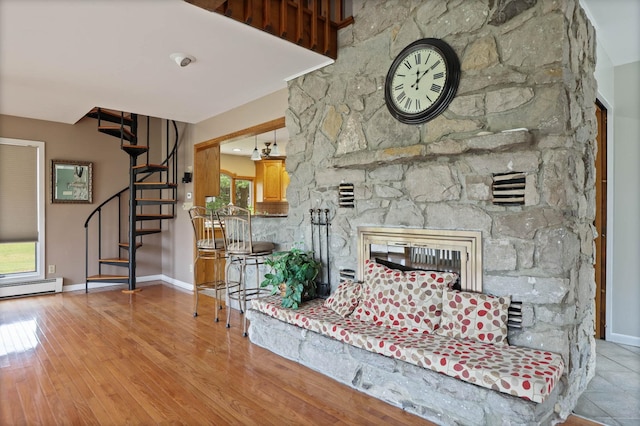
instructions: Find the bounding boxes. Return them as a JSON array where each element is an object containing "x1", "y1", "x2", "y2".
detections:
[
  {"x1": 610, "y1": 61, "x2": 640, "y2": 345},
  {"x1": 161, "y1": 89, "x2": 288, "y2": 287},
  {"x1": 583, "y1": 0, "x2": 640, "y2": 346},
  {"x1": 221, "y1": 154, "x2": 255, "y2": 177}
]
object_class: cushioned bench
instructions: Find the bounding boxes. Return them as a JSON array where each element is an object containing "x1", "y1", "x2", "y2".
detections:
[{"x1": 252, "y1": 295, "x2": 563, "y2": 404}]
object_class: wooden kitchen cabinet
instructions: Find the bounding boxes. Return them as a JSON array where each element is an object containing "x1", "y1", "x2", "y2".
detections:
[{"x1": 256, "y1": 159, "x2": 288, "y2": 202}]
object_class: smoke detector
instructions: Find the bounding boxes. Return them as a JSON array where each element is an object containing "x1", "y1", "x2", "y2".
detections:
[{"x1": 170, "y1": 53, "x2": 196, "y2": 67}]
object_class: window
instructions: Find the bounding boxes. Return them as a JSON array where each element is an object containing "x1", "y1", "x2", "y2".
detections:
[
  {"x1": 234, "y1": 178, "x2": 252, "y2": 209},
  {"x1": 206, "y1": 172, "x2": 254, "y2": 212},
  {"x1": 0, "y1": 138, "x2": 46, "y2": 282}
]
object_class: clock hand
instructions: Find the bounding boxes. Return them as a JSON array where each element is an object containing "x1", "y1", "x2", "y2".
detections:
[
  {"x1": 411, "y1": 68, "x2": 423, "y2": 89},
  {"x1": 416, "y1": 68, "x2": 430, "y2": 82},
  {"x1": 411, "y1": 69, "x2": 420, "y2": 88}
]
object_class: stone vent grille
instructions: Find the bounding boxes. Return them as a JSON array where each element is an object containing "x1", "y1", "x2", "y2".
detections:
[
  {"x1": 492, "y1": 172, "x2": 526, "y2": 205},
  {"x1": 339, "y1": 268, "x2": 356, "y2": 282},
  {"x1": 338, "y1": 183, "x2": 354, "y2": 208}
]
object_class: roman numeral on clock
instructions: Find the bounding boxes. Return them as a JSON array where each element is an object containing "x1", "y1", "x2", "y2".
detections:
[
  {"x1": 433, "y1": 72, "x2": 444, "y2": 79},
  {"x1": 404, "y1": 98, "x2": 412, "y2": 110},
  {"x1": 431, "y1": 83, "x2": 442, "y2": 93}
]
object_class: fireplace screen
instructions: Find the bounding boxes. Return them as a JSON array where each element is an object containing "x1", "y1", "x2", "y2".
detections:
[{"x1": 358, "y1": 227, "x2": 482, "y2": 292}]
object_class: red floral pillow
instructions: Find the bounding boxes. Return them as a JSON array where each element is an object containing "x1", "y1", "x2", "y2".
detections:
[
  {"x1": 436, "y1": 288, "x2": 511, "y2": 345},
  {"x1": 324, "y1": 280, "x2": 362, "y2": 317},
  {"x1": 352, "y1": 260, "x2": 392, "y2": 323},
  {"x1": 353, "y1": 259, "x2": 458, "y2": 333}
]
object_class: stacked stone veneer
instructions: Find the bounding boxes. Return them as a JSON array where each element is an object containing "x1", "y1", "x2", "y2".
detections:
[{"x1": 251, "y1": 0, "x2": 598, "y2": 421}]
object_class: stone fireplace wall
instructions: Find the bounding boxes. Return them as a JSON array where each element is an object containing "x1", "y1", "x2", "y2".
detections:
[{"x1": 254, "y1": 0, "x2": 597, "y2": 417}]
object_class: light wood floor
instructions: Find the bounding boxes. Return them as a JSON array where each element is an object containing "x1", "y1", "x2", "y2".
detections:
[{"x1": 0, "y1": 283, "x2": 600, "y2": 425}]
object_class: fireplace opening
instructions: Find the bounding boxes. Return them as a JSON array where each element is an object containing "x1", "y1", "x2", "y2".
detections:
[{"x1": 357, "y1": 227, "x2": 483, "y2": 292}]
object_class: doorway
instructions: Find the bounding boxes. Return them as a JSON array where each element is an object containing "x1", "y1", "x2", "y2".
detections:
[{"x1": 594, "y1": 100, "x2": 607, "y2": 339}]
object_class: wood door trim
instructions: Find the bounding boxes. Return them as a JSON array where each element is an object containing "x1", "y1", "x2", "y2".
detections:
[
  {"x1": 194, "y1": 117, "x2": 285, "y2": 151},
  {"x1": 594, "y1": 99, "x2": 607, "y2": 339}
]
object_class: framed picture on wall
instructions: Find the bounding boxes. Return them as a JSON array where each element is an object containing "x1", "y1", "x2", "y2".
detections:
[{"x1": 51, "y1": 160, "x2": 93, "y2": 204}]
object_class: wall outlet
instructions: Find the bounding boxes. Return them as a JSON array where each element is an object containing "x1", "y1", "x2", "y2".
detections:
[{"x1": 48, "y1": 265, "x2": 56, "y2": 274}]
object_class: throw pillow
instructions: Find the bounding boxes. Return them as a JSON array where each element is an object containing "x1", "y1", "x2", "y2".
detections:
[
  {"x1": 375, "y1": 257, "x2": 461, "y2": 290},
  {"x1": 354, "y1": 259, "x2": 459, "y2": 333},
  {"x1": 352, "y1": 260, "x2": 392, "y2": 323},
  {"x1": 324, "y1": 280, "x2": 362, "y2": 317},
  {"x1": 373, "y1": 269, "x2": 458, "y2": 333},
  {"x1": 437, "y1": 288, "x2": 511, "y2": 345}
]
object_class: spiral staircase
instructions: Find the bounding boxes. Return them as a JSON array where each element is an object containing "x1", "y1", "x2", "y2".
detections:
[{"x1": 83, "y1": 108, "x2": 178, "y2": 293}]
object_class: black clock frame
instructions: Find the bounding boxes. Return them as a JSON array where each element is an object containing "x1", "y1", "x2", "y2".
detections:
[{"x1": 384, "y1": 38, "x2": 461, "y2": 125}]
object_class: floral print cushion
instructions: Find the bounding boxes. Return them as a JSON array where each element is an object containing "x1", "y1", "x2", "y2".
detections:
[
  {"x1": 436, "y1": 288, "x2": 511, "y2": 346},
  {"x1": 251, "y1": 296, "x2": 564, "y2": 403},
  {"x1": 352, "y1": 260, "x2": 392, "y2": 323},
  {"x1": 353, "y1": 259, "x2": 458, "y2": 333},
  {"x1": 324, "y1": 280, "x2": 362, "y2": 317}
]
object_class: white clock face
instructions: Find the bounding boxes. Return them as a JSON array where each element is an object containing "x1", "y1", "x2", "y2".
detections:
[{"x1": 390, "y1": 48, "x2": 447, "y2": 115}]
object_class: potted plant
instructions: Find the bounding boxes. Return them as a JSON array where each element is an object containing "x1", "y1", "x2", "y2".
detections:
[{"x1": 261, "y1": 246, "x2": 321, "y2": 309}]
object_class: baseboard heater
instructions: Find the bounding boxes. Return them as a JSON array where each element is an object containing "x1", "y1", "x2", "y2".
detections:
[{"x1": 0, "y1": 278, "x2": 63, "y2": 299}]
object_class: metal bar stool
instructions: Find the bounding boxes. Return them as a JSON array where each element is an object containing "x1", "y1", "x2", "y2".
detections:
[
  {"x1": 216, "y1": 205, "x2": 274, "y2": 336},
  {"x1": 189, "y1": 206, "x2": 226, "y2": 321}
]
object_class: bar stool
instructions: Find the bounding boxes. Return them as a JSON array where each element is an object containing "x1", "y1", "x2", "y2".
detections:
[
  {"x1": 189, "y1": 206, "x2": 226, "y2": 321},
  {"x1": 216, "y1": 205, "x2": 274, "y2": 336}
]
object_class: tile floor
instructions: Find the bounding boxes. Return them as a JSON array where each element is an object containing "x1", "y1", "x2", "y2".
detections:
[{"x1": 574, "y1": 339, "x2": 640, "y2": 426}]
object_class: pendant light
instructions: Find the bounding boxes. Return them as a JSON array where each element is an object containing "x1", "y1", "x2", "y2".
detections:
[
  {"x1": 251, "y1": 135, "x2": 261, "y2": 161},
  {"x1": 271, "y1": 129, "x2": 280, "y2": 156}
]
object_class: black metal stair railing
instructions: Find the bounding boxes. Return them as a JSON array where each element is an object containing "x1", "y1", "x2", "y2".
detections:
[{"x1": 84, "y1": 118, "x2": 179, "y2": 293}]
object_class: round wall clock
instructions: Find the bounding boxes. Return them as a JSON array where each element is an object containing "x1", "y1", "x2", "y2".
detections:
[{"x1": 384, "y1": 38, "x2": 461, "y2": 125}]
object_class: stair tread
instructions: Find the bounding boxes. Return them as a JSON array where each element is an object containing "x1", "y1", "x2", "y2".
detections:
[
  {"x1": 136, "y1": 198, "x2": 177, "y2": 202},
  {"x1": 88, "y1": 107, "x2": 132, "y2": 120},
  {"x1": 99, "y1": 258, "x2": 129, "y2": 263},
  {"x1": 119, "y1": 242, "x2": 143, "y2": 249},
  {"x1": 135, "y1": 182, "x2": 177, "y2": 186},
  {"x1": 134, "y1": 182, "x2": 177, "y2": 190},
  {"x1": 87, "y1": 274, "x2": 128, "y2": 280},
  {"x1": 133, "y1": 163, "x2": 166, "y2": 170},
  {"x1": 99, "y1": 125, "x2": 135, "y2": 138},
  {"x1": 136, "y1": 214, "x2": 175, "y2": 219},
  {"x1": 122, "y1": 144, "x2": 148, "y2": 150}
]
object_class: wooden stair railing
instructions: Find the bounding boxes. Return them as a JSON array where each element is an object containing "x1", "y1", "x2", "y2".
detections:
[
  {"x1": 84, "y1": 110, "x2": 179, "y2": 292},
  {"x1": 185, "y1": 0, "x2": 353, "y2": 59}
]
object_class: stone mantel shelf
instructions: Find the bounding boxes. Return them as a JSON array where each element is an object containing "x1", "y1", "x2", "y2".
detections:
[{"x1": 330, "y1": 129, "x2": 532, "y2": 169}]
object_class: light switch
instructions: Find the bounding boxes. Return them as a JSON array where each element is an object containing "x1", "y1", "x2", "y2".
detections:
[{"x1": 186, "y1": 192, "x2": 192, "y2": 200}]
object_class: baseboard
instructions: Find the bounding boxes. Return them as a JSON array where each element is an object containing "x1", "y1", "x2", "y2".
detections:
[
  {"x1": 157, "y1": 275, "x2": 193, "y2": 292},
  {"x1": 63, "y1": 274, "x2": 193, "y2": 293},
  {"x1": 608, "y1": 332, "x2": 640, "y2": 348}
]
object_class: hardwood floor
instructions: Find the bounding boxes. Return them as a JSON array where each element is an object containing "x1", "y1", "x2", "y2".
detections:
[{"x1": 0, "y1": 283, "x2": 601, "y2": 425}]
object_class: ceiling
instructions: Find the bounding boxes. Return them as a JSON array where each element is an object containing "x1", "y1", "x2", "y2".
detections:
[
  {"x1": 0, "y1": 0, "x2": 332, "y2": 125},
  {"x1": 0, "y1": 1, "x2": 636, "y2": 127},
  {"x1": 581, "y1": 0, "x2": 640, "y2": 66}
]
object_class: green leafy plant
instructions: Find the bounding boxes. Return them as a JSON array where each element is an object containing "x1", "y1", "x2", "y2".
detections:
[{"x1": 261, "y1": 246, "x2": 321, "y2": 309}]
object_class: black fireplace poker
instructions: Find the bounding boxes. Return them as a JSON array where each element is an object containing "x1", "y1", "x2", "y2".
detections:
[{"x1": 310, "y1": 208, "x2": 331, "y2": 298}]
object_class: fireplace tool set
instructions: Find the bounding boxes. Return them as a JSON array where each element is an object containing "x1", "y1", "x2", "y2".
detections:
[{"x1": 310, "y1": 208, "x2": 331, "y2": 297}]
